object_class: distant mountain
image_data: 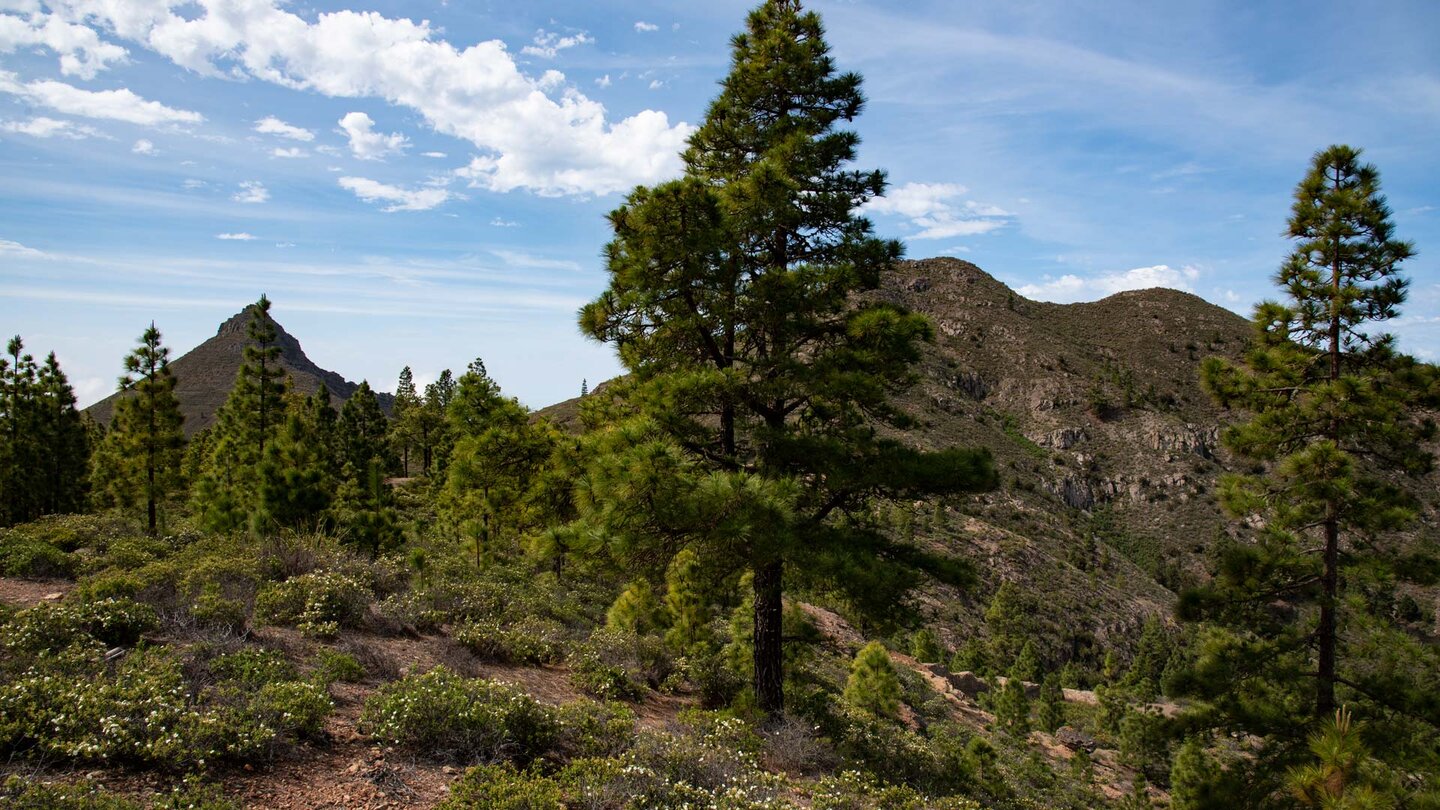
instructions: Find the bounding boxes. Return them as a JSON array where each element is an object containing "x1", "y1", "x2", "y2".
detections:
[
  {"x1": 537, "y1": 257, "x2": 1258, "y2": 650},
  {"x1": 86, "y1": 307, "x2": 393, "y2": 436}
]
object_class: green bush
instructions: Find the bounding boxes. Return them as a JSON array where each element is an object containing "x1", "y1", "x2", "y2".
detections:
[
  {"x1": 1, "y1": 597, "x2": 158, "y2": 654},
  {"x1": 254, "y1": 571, "x2": 371, "y2": 638},
  {"x1": 210, "y1": 649, "x2": 298, "y2": 687},
  {"x1": 0, "y1": 641, "x2": 330, "y2": 769},
  {"x1": 811, "y1": 770, "x2": 983, "y2": 810},
  {"x1": 0, "y1": 777, "x2": 141, "y2": 809},
  {"x1": 359, "y1": 667, "x2": 557, "y2": 764},
  {"x1": 190, "y1": 585, "x2": 247, "y2": 632},
  {"x1": 455, "y1": 616, "x2": 568, "y2": 665},
  {"x1": 0, "y1": 534, "x2": 75, "y2": 578},
  {"x1": 314, "y1": 648, "x2": 366, "y2": 684},
  {"x1": 553, "y1": 700, "x2": 637, "y2": 760},
  {"x1": 567, "y1": 628, "x2": 674, "y2": 702},
  {"x1": 439, "y1": 762, "x2": 564, "y2": 810}
]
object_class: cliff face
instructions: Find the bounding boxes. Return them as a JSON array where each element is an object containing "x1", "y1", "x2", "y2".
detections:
[{"x1": 86, "y1": 308, "x2": 394, "y2": 436}]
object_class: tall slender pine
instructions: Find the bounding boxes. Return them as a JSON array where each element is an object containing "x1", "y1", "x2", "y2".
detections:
[{"x1": 581, "y1": 0, "x2": 995, "y2": 714}]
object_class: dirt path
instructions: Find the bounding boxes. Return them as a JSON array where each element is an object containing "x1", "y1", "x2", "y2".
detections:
[{"x1": 0, "y1": 576, "x2": 71, "y2": 607}]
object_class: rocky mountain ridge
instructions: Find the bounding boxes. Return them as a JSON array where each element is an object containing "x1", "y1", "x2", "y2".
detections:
[{"x1": 85, "y1": 307, "x2": 394, "y2": 436}]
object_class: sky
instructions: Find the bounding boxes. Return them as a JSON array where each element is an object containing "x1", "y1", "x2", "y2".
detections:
[{"x1": 1, "y1": 0, "x2": 1438, "y2": 410}]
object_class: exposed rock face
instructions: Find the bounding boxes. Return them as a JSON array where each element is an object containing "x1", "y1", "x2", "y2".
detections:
[{"x1": 86, "y1": 308, "x2": 393, "y2": 436}]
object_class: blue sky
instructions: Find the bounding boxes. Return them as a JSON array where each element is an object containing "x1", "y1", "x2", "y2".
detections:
[{"x1": 1, "y1": 0, "x2": 1437, "y2": 409}]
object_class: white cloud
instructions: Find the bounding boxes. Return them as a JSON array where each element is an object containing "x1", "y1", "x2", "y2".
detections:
[
  {"x1": 490, "y1": 217, "x2": 519, "y2": 227},
  {"x1": 0, "y1": 10, "x2": 128, "y2": 79},
  {"x1": 339, "y1": 176, "x2": 452, "y2": 212},
  {"x1": 131, "y1": 138, "x2": 155, "y2": 154},
  {"x1": 216, "y1": 232, "x2": 256, "y2": 240},
  {"x1": 0, "y1": 116, "x2": 103, "y2": 139},
  {"x1": 521, "y1": 29, "x2": 594, "y2": 59},
  {"x1": 233, "y1": 180, "x2": 269, "y2": 203},
  {"x1": 595, "y1": 74, "x2": 611, "y2": 88},
  {"x1": 421, "y1": 151, "x2": 447, "y2": 158},
  {"x1": 9, "y1": 1, "x2": 691, "y2": 196},
  {"x1": 182, "y1": 178, "x2": 207, "y2": 189},
  {"x1": 0, "y1": 238, "x2": 48, "y2": 258},
  {"x1": 634, "y1": 21, "x2": 659, "y2": 33},
  {"x1": 492, "y1": 249, "x2": 580, "y2": 272},
  {"x1": 648, "y1": 79, "x2": 664, "y2": 90},
  {"x1": 864, "y1": 181, "x2": 1012, "y2": 240},
  {"x1": 254, "y1": 115, "x2": 314, "y2": 141},
  {"x1": 0, "y1": 70, "x2": 201, "y2": 126},
  {"x1": 1017, "y1": 264, "x2": 1201, "y2": 303},
  {"x1": 338, "y1": 111, "x2": 408, "y2": 160},
  {"x1": 271, "y1": 146, "x2": 307, "y2": 158}
]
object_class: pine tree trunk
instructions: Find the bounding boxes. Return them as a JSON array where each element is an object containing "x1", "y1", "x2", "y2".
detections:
[
  {"x1": 1317, "y1": 173, "x2": 1342, "y2": 720},
  {"x1": 753, "y1": 558, "x2": 784, "y2": 716}
]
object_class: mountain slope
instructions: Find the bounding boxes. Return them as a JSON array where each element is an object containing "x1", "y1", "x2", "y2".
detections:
[{"x1": 86, "y1": 308, "x2": 394, "y2": 436}]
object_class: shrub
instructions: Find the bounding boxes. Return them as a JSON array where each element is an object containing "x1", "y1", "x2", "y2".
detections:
[
  {"x1": 359, "y1": 667, "x2": 557, "y2": 764},
  {"x1": 455, "y1": 617, "x2": 568, "y2": 665},
  {"x1": 439, "y1": 762, "x2": 563, "y2": 810},
  {"x1": 254, "y1": 571, "x2": 370, "y2": 638},
  {"x1": 1, "y1": 597, "x2": 158, "y2": 654},
  {"x1": 568, "y1": 650, "x2": 643, "y2": 702},
  {"x1": 314, "y1": 648, "x2": 366, "y2": 684},
  {"x1": 0, "y1": 777, "x2": 140, "y2": 809},
  {"x1": 210, "y1": 649, "x2": 297, "y2": 687},
  {"x1": 0, "y1": 535, "x2": 75, "y2": 579},
  {"x1": 844, "y1": 642, "x2": 901, "y2": 719},
  {"x1": 251, "y1": 680, "x2": 332, "y2": 740},
  {"x1": 191, "y1": 588, "x2": 247, "y2": 632},
  {"x1": 553, "y1": 700, "x2": 637, "y2": 760},
  {"x1": 811, "y1": 771, "x2": 983, "y2": 810}
]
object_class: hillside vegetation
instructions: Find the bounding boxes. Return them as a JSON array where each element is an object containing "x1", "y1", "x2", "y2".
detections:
[{"x1": 1, "y1": 1, "x2": 1438, "y2": 808}]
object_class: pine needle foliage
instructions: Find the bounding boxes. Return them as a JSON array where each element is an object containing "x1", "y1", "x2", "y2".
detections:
[{"x1": 580, "y1": 0, "x2": 995, "y2": 716}]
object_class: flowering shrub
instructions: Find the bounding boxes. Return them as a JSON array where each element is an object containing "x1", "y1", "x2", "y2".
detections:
[
  {"x1": 0, "y1": 642, "x2": 330, "y2": 768},
  {"x1": 567, "y1": 628, "x2": 674, "y2": 702},
  {"x1": 1, "y1": 597, "x2": 157, "y2": 654},
  {"x1": 438, "y1": 762, "x2": 564, "y2": 809},
  {"x1": 455, "y1": 616, "x2": 568, "y2": 665},
  {"x1": 210, "y1": 649, "x2": 297, "y2": 687},
  {"x1": 359, "y1": 667, "x2": 557, "y2": 764},
  {"x1": 810, "y1": 771, "x2": 983, "y2": 810},
  {"x1": 253, "y1": 571, "x2": 371, "y2": 638},
  {"x1": 313, "y1": 648, "x2": 366, "y2": 684},
  {"x1": 553, "y1": 700, "x2": 637, "y2": 760},
  {"x1": 0, "y1": 534, "x2": 75, "y2": 578}
]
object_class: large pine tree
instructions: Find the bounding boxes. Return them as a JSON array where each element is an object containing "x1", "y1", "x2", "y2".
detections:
[
  {"x1": 0, "y1": 338, "x2": 89, "y2": 525},
  {"x1": 1179, "y1": 146, "x2": 1440, "y2": 795},
  {"x1": 195, "y1": 295, "x2": 290, "y2": 531},
  {"x1": 580, "y1": 0, "x2": 995, "y2": 714},
  {"x1": 95, "y1": 324, "x2": 186, "y2": 533}
]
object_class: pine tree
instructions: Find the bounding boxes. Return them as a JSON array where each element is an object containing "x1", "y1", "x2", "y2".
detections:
[
  {"x1": 1010, "y1": 639, "x2": 1042, "y2": 683},
  {"x1": 664, "y1": 548, "x2": 714, "y2": 655},
  {"x1": 1286, "y1": 708, "x2": 1396, "y2": 809},
  {"x1": 580, "y1": 0, "x2": 996, "y2": 715},
  {"x1": 1, "y1": 336, "x2": 40, "y2": 524},
  {"x1": 97, "y1": 324, "x2": 185, "y2": 533},
  {"x1": 195, "y1": 295, "x2": 289, "y2": 531},
  {"x1": 338, "y1": 381, "x2": 394, "y2": 476},
  {"x1": 1174, "y1": 146, "x2": 1440, "y2": 800},
  {"x1": 34, "y1": 351, "x2": 89, "y2": 516},
  {"x1": 254, "y1": 390, "x2": 334, "y2": 533},
  {"x1": 992, "y1": 677, "x2": 1031, "y2": 736},
  {"x1": 606, "y1": 579, "x2": 665, "y2": 635},
  {"x1": 1037, "y1": 674, "x2": 1065, "y2": 733},
  {"x1": 909, "y1": 627, "x2": 942, "y2": 664},
  {"x1": 391, "y1": 366, "x2": 419, "y2": 475},
  {"x1": 1, "y1": 339, "x2": 90, "y2": 523},
  {"x1": 844, "y1": 641, "x2": 901, "y2": 719}
]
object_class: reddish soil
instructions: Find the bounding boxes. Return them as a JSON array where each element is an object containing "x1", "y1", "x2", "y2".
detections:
[{"x1": 0, "y1": 576, "x2": 71, "y2": 607}]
